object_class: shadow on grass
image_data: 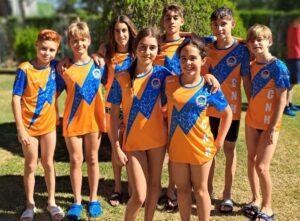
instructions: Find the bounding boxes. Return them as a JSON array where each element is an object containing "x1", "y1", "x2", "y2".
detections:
[
  {"x1": 0, "y1": 120, "x2": 112, "y2": 163},
  {"x1": 0, "y1": 174, "x2": 129, "y2": 220}
]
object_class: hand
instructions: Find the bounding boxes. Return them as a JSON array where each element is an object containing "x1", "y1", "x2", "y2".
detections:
[
  {"x1": 57, "y1": 57, "x2": 71, "y2": 74},
  {"x1": 17, "y1": 129, "x2": 30, "y2": 146},
  {"x1": 90, "y1": 53, "x2": 105, "y2": 67},
  {"x1": 204, "y1": 74, "x2": 220, "y2": 93},
  {"x1": 114, "y1": 146, "x2": 128, "y2": 166},
  {"x1": 214, "y1": 138, "x2": 224, "y2": 151},
  {"x1": 262, "y1": 128, "x2": 275, "y2": 145}
]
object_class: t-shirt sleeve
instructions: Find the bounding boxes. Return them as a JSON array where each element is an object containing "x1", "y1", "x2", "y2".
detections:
[
  {"x1": 107, "y1": 78, "x2": 122, "y2": 105},
  {"x1": 240, "y1": 46, "x2": 250, "y2": 77},
  {"x1": 207, "y1": 88, "x2": 228, "y2": 111},
  {"x1": 274, "y1": 61, "x2": 290, "y2": 89},
  {"x1": 12, "y1": 68, "x2": 27, "y2": 96}
]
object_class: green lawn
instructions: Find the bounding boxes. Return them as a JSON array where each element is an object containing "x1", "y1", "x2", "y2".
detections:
[{"x1": 0, "y1": 74, "x2": 300, "y2": 221}]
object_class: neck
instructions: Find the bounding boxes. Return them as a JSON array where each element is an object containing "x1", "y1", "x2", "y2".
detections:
[
  {"x1": 73, "y1": 53, "x2": 90, "y2": 64},
  {"x1": 181, "y1": 74, "x2": 201, "y2": 86},
  {"x1": 255, "y1": 52, "x2": 274, "y2": 64},
  {"x1": 135, "y1": 62, "x2": 153, "y2": 76},
  {"x1": 165, "y1": 32, "x2": 180, "y2": 42},
  {"x1": 33, "y1": 58, "x2": 50, "y2": 69},
  {"x1": 216, "y1": 36, "x2": 234, "y2": 49},
  {"x1": 117, "y1": 44, "x2": 129, "y2": 53}
]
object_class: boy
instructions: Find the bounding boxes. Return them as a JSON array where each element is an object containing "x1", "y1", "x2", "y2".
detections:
[
  {"x1": 202, "y1": 6, "x2": 251, "y2": 213},
  {"x1": 12, "y1": 29, "x2": 64, "y2": 221},
  {"x1": 59, "y1": 21, "x2": 106, "y2": 220}
]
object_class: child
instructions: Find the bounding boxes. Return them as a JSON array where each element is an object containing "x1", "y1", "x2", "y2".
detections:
[
  {"x1": 202, "y1": 6, "x2": 251, "y2": 212},
  {"x1": 243, "y1": 24, "x2": 290, "y2": 221},
  {"x1": 164, "y1": 33, "x2": 232, "y2": 221},
  {"x1": 12, "y1": 29, "x2": 64, "y2": 221},
  {"x1": 108, "y1": 27, "x2": 171, "y2": 221},
  {"x1": 58, "y1": 21, "x2": 106, "y2": 220},
  {"x1": 102, "y1": 15, "x2": 137, "y2": 207},
  {"x1": 154, "y1": 4, "x2": 219, "y2": 210}
]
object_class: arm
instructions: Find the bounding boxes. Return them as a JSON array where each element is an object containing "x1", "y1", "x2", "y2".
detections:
[
  {"x1": 108, "y1": 104, "x2": 128, "y2": 166},
  {"x1": 262, "y1": 88, "x2": 287, "y2": 145},
  {"x1": 90, "y1": 42, "x2": 107, "y2": 66},
  {"x1": 214, "y1": 105, "x2": 232, "y2": 150},
  {"x1": 203, "y1": 74, "x2": 220, "y2": 94},
  {"x1": 57, "y1": 57, "x2": 71, "y2": 74},
  {"x1": 243, "y1": 74, "x2": 251, "y2": 102},
  {"x1": 11, "y1": 95, "x2": 30, "y2": 146}
]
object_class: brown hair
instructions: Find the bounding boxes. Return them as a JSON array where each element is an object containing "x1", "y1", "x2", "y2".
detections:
[
  {"x1": 177, "y1": 33, "x2": 208, "y2": 59},
  {"x1": 162, "y1": 4, "x2": 184, "y2": 19},
  {"x1": 36, "y1": 29, "x2": 61, "y2": 46},
  {"x1": 106, "y1": 15, "x2": 138, "y2": 61},
  {"x1": 210, "y1": 6, "x2": 233, "y2": 21}
]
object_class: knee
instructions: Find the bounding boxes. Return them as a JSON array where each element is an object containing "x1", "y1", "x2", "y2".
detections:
[
  {"x1": 247, "y1": 154, "x2": 256, "y2": 164},
  {"x1": 41, "y1": 159, "x2": 54, "y2": 172},
  {"x1": 255, "y1": 163, "x2": 269, "y2": 177},
  {"x1": 131, "y1": 191, "x2": 146, "y2": 207},
  {"x1": 69, "y1": 155, "x2": 83, "y2": 167},
  {"x1": 86, "y1": 154, "x2": 98, "y2": 167},
  {"x1": 224, "y1": 146, "x2": 236, "y2": 159},
  {"x1": 25, "y1": 162, "x2": 37, "y2": 173},
  {"x1": 176, "y1": 184, "x2": 191, "y2": 196}
]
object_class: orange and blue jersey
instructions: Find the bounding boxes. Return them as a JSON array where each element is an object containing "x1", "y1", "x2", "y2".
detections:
[
  {"x1": 164, "y1": 76, "x2": 228, "y2": 165},
  {"x1": 246, "y1": 59, "x2": 290, "y2": 131},
  {"x1": 107, "y1": 65, "x2": 171, "y2": 151},
  {"x1": 58, "y1": 58, "x2": 106, "y2": 137},
  {"x1": 154, "y1": 35, "x2": 216, "y2": 76},
  {"x1": 104, "y1": 52, "x2": 133, "y2": 108},
  {"x1": 203, "y1": 40, "x2": 250, "y2": 120},
  {"x1": 12, "y1": 60, "x2": 59, "y2": 136}
]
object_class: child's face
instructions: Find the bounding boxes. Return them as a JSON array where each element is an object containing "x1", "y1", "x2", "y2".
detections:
[
  {"x1": 180, "y1": 44, "x2": 204, "y2": 77},
  {"x1": 114, "y1": 22, "x2": 129, "y2": 50},
  {"x1": 163, "y1": 10, "x2": 184, "y2": 35},
  {"x1": 68, "y1": 36, "x2": 90, "y2": 55},
  {"x1": 247, "y1": 36, "x2": 272, "y2": 56},
  {"x1": 36, "y1": 40, "x2": 59, "y2": 66},
  {"x1": 136, "y1": 36, "x2": 158, "y2": 66},
  {"x1": 211, "y1": 18, "x2": 235, "y2": 40}
]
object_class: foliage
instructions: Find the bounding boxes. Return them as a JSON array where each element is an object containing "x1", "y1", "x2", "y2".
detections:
[
  {"x1": 13, "y1": 27, "x2": 39, "y2": 62},
  {"x1": 233, "y1": 0, "x2": 300, "y2": 11}
]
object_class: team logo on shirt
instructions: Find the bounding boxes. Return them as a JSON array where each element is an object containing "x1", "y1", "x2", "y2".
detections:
[
  {"x1": 196, "y1": 95, "x2": 207, "y2": 107},
  {"x1": 51, "y1": 70, "x2": 55, "y2": 80},
  {"x1": 151, "y1": 78, "x2": 161, "y2": 89},
  {"x1": 261, "y1": 69, "x2": 270, "y2": 79},
  {"x1": 226, "y1": 56, "x2": 237, "y2": 67},
  {"x1": 92, "y1": 69, "x2": 101, "y2": 79}
]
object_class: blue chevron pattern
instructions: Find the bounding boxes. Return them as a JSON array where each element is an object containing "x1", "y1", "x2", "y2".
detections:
[
  {"x1": 29, "y1": 67, "x2": 56, "y2": 128},
  {"x1": 115, "y1": 55, "x2": 132, "y2": 73},
  {"x1": 164, "y1": 52, "x2": 181, "y2": 75},
  {"x1": 67, "y1": 64, "x2": 104, "y2": 126}
]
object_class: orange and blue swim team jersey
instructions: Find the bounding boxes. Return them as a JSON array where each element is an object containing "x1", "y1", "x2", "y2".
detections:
[
  {"x1": 107, "y1": 65, "x2": 171, "y2": 151},
  {"x1": 58, "y1": 59, "x2": 106, "y2": 137},
  {"x1": 203, "y1": 40, "x2": 250, "y2": 120},
  {"x1": 246, "y1": 59, "x2": 290, "y2": 131},
  {"x1": 165, "y1": 76, "x2": 228, "y2": 165},
  {"x1": 12, "y1": 60, "x2": 59, "y2": 136},
  {"x1": 104, "y1": 52, "x2": 132, "y2": 109}
]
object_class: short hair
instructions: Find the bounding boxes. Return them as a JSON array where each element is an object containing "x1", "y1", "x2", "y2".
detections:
[
  {"x1": 246, "y1": 24, "x2": 272, "y2": 42},
  {"x1": 162, "y1": 4, "x2": 184, "y2": 18},
  {"x1": 177, "y1": 33, "x2": 208, "y2": 59},
  {"x1": 67, "y1": 21, "x2": 90, "y2": 42},
  {"x1": 210, "y1": 6, "x2": 233, "y2": 21},
  {"x1": 36, "y1": 29, "x2": 61, "y2": 45}
]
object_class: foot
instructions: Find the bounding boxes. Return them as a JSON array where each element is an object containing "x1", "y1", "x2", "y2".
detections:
[
  {"x1": 290, "y1": 103, "x2": 300, "y2": 111},
  {"x1": 109, "y1": 192, "x2": 122, "y2": 207},
  {"x1": 88, "y1": 201, "x2": 102, "y2": 217},
  {"x1": 20, "y1": 207, "x2": 36, "y2": 221},
  {"x1": 219, "y1": 198, "x2": 234, "y2": 213},
  {"x1": 243, "y1": 203, "x2": 260, "y2": 219},
  {"x1": 67, "y1": 204, "x2": 83, "y2": 221},
  {"x1": 284, "y1": 106, "x2": 296, "y2": 116},
  {"x1": 255, "y1": 211, "x2": 275, "y2": 221},
  {"x1": 47, "y1": 205, "x2": 65, "y2": 221},
  {"x1": 165, "y1": 196, "x2": 178, "y2": 211}
]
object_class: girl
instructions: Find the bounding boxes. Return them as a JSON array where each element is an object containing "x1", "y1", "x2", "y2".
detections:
[
  {"x1": 12, "y1": 29, "x2": 64, "y2": 221},
  {"x1": 59, "y1": 21, "x2": 106, "y2": 220},
  {"x1": 164, "y1": 34, "x2": 232, "y2": 221},
  {"x1": 108, "y1": 27, "x2": 170, "y2": 221},
  {"x1": 244, "y1": 24, "x2": 290, "y2": 221}
]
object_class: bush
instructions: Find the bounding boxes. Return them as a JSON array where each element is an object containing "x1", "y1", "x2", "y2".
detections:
[{"x1": 13, "y1": 27, "x2": 39, "y2": 62}]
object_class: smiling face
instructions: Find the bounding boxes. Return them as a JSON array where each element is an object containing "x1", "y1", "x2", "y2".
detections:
[
  {"x1": 163, "y1": 10, "x2": 184, "y2": 36},
  {"x1": 211, "y1": 18, "x2": 235, "y2": 40},
  {"x1": 68, "y1": 35, "x2": 90, "y2": 56},
  {"x1": 180, "y1": 44, "x2": 205, "y2": 78},
  {"x1": 247, "y1": 36, "x2": 272, "y2": 56},
  {"x1": 36, "y1": 40, "x2": 59, "y2": 66},
  {"x1": 114, "y1": 22, "x2": 129, "y2": 52},
  {"x1": 136, "y1": 36, "x2": 158, "y2": 67}
]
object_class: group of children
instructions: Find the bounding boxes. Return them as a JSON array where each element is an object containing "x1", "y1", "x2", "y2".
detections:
[{"x1": 12, "y1": 4, "x2": 290, "y2": 221}]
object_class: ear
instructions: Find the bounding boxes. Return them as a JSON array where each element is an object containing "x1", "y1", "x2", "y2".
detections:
[
  {"x1": 231, "y1": 19, "x2": 236, "y2": 28},
  {"x1": 181, "y1": 17, "x2": 185, "y2": 26},
  {"x1": 201, "y1": 57, "x2": 207, "y2": 66},
  {"x1": 269, "y1": 38, "x2": 273, "y2": 47}
]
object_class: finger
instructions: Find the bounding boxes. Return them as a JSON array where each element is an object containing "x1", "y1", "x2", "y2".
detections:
[{"x1": 210, "y1": 86, "x2": 218, "y2": 94}]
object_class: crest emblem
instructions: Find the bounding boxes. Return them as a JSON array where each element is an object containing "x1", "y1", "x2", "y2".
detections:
[
  {"x1": 151, "y1": 78, "x2": 161, "y2": 89},
  {"x1": 261, "y1": 69, "x2": 270, "y2": 79},
  {"x1": 226, "y1": 56, "x2": 237, "y2": 67},
  {"x1": 196, "y1": 95, "x2": 207, "y2": 107},
  {"x1": 93, "y1": 69, "x2": 101, "y2": 79}
]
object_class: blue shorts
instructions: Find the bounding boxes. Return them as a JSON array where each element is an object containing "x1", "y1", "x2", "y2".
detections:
[
  {"x1": 209, "y1": 116, "x2": 240, "y2": 142},
  {"x1": 287, "y1": 59, "x2": 300, "y2": 84}
]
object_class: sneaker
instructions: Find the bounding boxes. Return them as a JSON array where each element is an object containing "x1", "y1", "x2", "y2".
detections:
[
  {"x1": 289, "y1": 103, "x2": 300, "y2": 111},
  {"x1": 284, "y1": 107, "x2": 296, "y2": 116}
]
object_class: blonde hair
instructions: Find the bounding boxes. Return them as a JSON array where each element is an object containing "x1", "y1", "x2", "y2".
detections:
[
  {"x1": 246, "y1": 24, "x2": 272, "y2": 42},
  {"x1": 67, "y1": 21, "x2": 90, "y2": 42}
]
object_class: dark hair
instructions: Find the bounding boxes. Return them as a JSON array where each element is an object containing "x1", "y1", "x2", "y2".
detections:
[
  {"x1": 177, "y1": 33, "x2": 208, "y2": 59},
  {"x1": 129, "y1": 27, "x2": 160, "y2": 83},
  {"x1": 210, "y1": 6, "x2": 233, "y2": 21},
  {"x1": 106, "y1": 15, "x2": 138, "y2": 61},
  {"x1": 162, "y1": 4, "x2": 184, "y2": 19}
]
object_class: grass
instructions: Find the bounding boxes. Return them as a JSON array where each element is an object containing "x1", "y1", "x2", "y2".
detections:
[{"x1": 0, "y1": 73, "x2": 300, "y2": 220}]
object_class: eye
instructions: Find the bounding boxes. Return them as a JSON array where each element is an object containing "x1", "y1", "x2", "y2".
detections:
[
  {"x1": 150, "y1": 45, "x2": 157, "y2": 51},
  {"x1": 174, "y1": 15, "x2": 179, "y2": 20}
]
